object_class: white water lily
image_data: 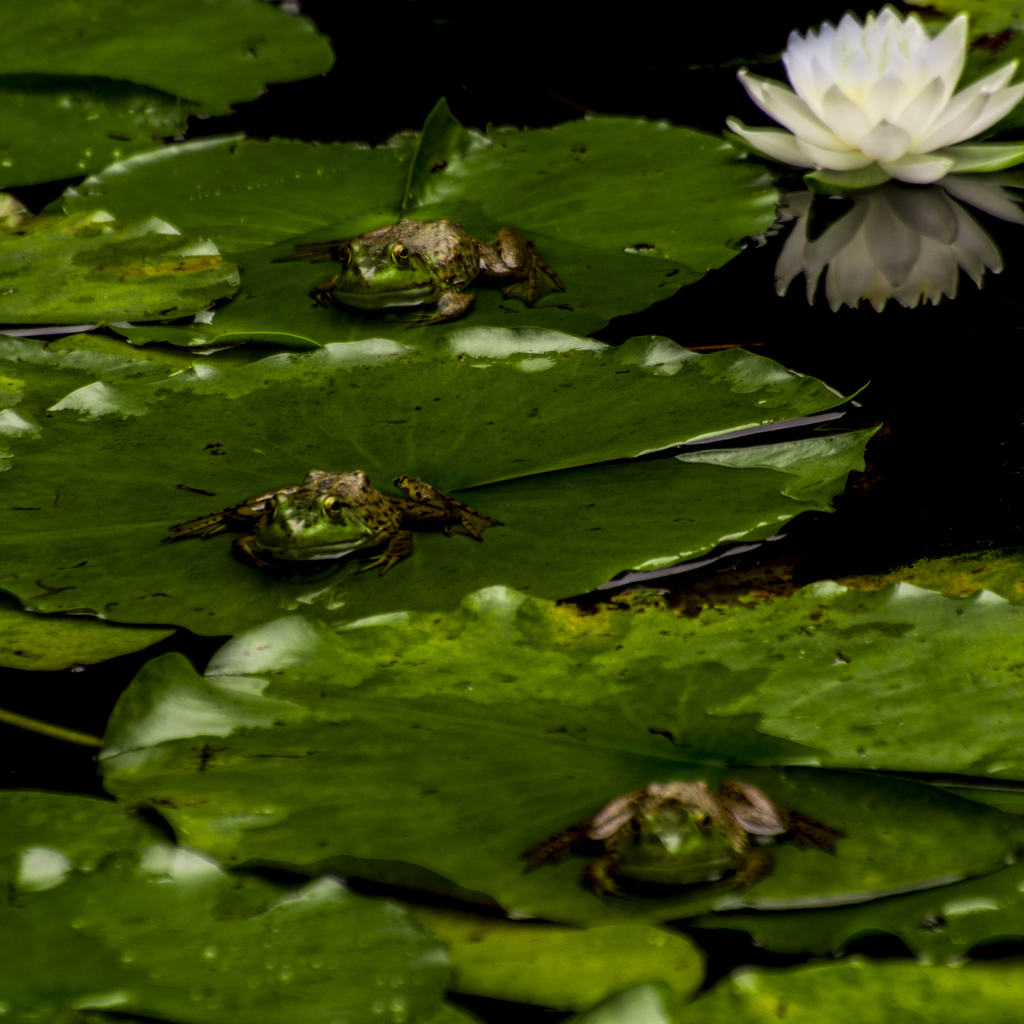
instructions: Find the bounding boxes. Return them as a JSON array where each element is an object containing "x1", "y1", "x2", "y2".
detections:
[
  {"x1": 728, "y1": 6, "x2": 1024, "y2": 186},
  {"x1": 774, "y1": 178, "x2": 1024, "y2": 311}
]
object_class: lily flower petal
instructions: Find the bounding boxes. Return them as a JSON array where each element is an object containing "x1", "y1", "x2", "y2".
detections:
[
  {"x1": 863, "y1": 73, "x2": 911, "y2": 125},
  {"x1": 858, "y1": 120, "x2": 913, "y2": 162},
  {"x1": 863, "y1": 193, "x2": 922, "y2": 287},
  {"x1": 889, "y1": 186, "x2": 959, "y2": 244},
  {"x1": 820, "y1": 85, "x2": 875, "y2": 147},
  {"x1": 893, "y1": 77, "x2": 946, "y2": 137},
  {"x1": 939, "y1": 174, "x2": 1024, "y2": 225},
  {"x1": 728, "y1": 7, "x2": 1024, "y2": 187},
  {"x1": 737, "y1": 71, "x2": 848, "y2": 150},
  {"x1": 795, "y1": 138, "x2": 875, "y2": 171},
  {"x1": 955, "y1": 82, "x2": 1024, "y2": 142},
  {"x1": 726, "y1": 118, "x2": 815, "y2": 167},
  {"x1": 879, "y1": 152, "x2": 955, "y2": 184},
  {"x1": 772, "y1": 182, "x2": 1006, "y2": 312},
  {"x1": 927, "y1": 14, "x2": 968, "y2": 100},
  {"x1": 914, "y1": 64, "x2": 1019, "y2": 151}
]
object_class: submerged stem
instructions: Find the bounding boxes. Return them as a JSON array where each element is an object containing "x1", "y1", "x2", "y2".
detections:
[{"x1": 0, "y1": 706, "x2": 102, "y2": 747}]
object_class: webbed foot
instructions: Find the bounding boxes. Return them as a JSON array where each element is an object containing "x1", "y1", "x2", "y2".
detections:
[
  {"x1": 402, "y1": 291, "x2": 475, "y2": 326},
  {"x1": 353, "y1": 531, "x2": 413, "y2": 576}
]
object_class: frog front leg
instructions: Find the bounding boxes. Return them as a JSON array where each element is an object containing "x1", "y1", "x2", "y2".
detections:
[
  {"x1": 404, "y1": 290, "x2": 475, "y2": 326},
  {"x1": 234, "y1": 534, "x2": 277, "y2": 572},
  {"x1": 353, "y1": 530, "x2": 414, "y2": 576},
  {"x1": 310, "y1": 274, "x2": 339, "y2": 309},
  {"x1": 728, "y1": 848, "x2": 775, "y2": 890}
]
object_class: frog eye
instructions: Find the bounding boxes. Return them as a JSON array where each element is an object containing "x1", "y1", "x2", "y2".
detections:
[
  {"x1": 337, "y1": 245, "x2": 351, "y2": 267},
  {"x1": 323, "y1": 497, "x2": 345, "y2": 514},
  {"x1": 392, "y1": 244, "x2": 410, "y2": 265}
]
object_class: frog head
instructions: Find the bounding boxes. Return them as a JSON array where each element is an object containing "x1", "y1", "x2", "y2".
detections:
[
  {"x1": 253, "y1": 489, "x2": 378, "y2": 561},
  {"x1": 330, "y1": 235, "x2": 443, "y2": 310},
  {"x1": 616, "y1": 799, "x2": 741, "y2": 886}
]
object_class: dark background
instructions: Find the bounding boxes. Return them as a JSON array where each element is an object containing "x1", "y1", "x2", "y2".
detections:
[{"x1": 2, "y1": 0, "x2": 1022, "y2": 1004}]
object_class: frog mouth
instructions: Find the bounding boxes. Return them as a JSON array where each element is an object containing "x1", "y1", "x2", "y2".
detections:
[
  {"x1": 257, "y1": 541, "x2": 369, "y2": 562},
  {"x1": 334, "y1": 284, "x2": 437, "y2": 309}
]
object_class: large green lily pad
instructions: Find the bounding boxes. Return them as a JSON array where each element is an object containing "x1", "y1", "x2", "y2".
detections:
[
  {"x1": 406, "y1": 909, "x2": 704, "y2": 1010},
  {"x1": 0, "y1": 0, "x2": 334, "y2": 116},
  {"x1": 58, "y1": 101, "x2": 775, "y2": 345},
  {"x1": 115, "y1": 201, "x2": 693, "y2": 349},
  {"x1": 0, "y1": 332, "x2": 860, "y2": 635},
  {"x1": 695, "y1": 858, "x2": 1024, "y2": 964},
  {"x1": 0, "y1": 75, "x2": 194, "y2": 189},
  {"x1": 0, "y1": 593, "x2": 171, "y2": 671},
  {"x1": 674, "y1": 959, "x2": 1024, "y2": 1023},
  {"x1": 0, "y1": 790, "x2": 448, "y2": 1024},
  {"x1": 568, "y1": 984, "x2": 677, "y2": 1024},
  {"x1": 98, "y1": 590, "x2": 1024, "y2": 927},
  {"x1": 0, "y1": 202, "x2": 238, "y2": 324}
]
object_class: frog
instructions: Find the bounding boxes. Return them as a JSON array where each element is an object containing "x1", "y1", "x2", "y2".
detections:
[
  {"x1": 276, "y1": 218, "x2": 564, "y2": 324},
  {"x1": 165, "y1": 470, "x2": 502, "y2": 574},
  {"x1": 524, "y1": 780, "x2": 843, "y2": 898}
]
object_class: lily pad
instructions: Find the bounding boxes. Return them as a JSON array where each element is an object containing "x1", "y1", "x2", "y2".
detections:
[
  {"x1": 0, "y1": 204, "x2": 239, "y2": 324},
  {"x1": 98, "y1": 590, "x2": 1024, "y2": 927},
  {"x1": 0, "y1": 332, "x2": 859, "y2": 635},
  {"x1": 694, "y1": 859, "x2": 1024, "y2": 963},
  {"x1": 0, "y1": 593, "x2": 171, "y2": 671},
  {"x1": 58, "y1": 101, "x2": 775, "y2": 344},
  {"x1": 406, "y1": 909, "x2": 704, "y2": 1010},
  {"x1": 0, "y1": 790, "x2": 448, "y2": 1024},
  {"x1": 0, "y1": 75, "x2": 194, "y2": 189},
  {"x1": 115, "y1": 201, "x2": 695, "y2": 349},
  {"x1": 0, "y1": 0, "x2": 334, "y2": 116},
  {"x1": 674, "y1": 959, "x2": 1024, "y2": 1023},
  {"x1": 568, "y1": 984, "x2": 676, "y2": 1024}
]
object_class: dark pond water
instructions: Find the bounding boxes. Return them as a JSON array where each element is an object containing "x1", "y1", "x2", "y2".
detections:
[{"x1": 1, "y1": 1, "x2": 1022, "y2": 1017}]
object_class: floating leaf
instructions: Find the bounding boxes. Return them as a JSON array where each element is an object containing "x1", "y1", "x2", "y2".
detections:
[
  {"x1": 115, "y1": 201, "x2": 694, "y2": 348},
  {"x1": 695, "y1": 859, "x2": 1024, "y2": 963},
  {"x1": 0, "y1": 790, "x2": 448, "y2": 1024},
  {"x1": 568, "y1": 984, "x2": 676, "y2": 1024},
  {"x1": 59, "y1": 101, "x2": 775, "y2": 345},
  {"x1": 406, "y1": 909, "x2": 704, "y2": 1010},
  {"x1": 0, "y1": 594, "x2": 171, "y2": 671},
  {"x1": 98, "y1": 591, "x2": 1024, "y2": 927},
  {"x1": 0, "y1": 75, "x2": 194, "y2": 189},
  {"x1": 0, "y1": 333, "x2": 857, "y2": 635},
  {"x1": 674, "y1": 958, "x2": 1024, "y2": 1023},
  {"x1": 693, "y1": 582, "x2": 1024, "y2": 781},
  {"x1": 0, "y1": 0, "x2": 334, "y2": 116},
  {"x1": 0, "y1": 205, "x2": 238, "y2": 324}
]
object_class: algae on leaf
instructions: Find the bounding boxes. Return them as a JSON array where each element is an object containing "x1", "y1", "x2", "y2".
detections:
[
  {"x1": 0, "y1": 790, "x2": 448, "y2": 1024},
  {"x1": 98, "y1": 591, "x2": 1024, "y2": 927},
  {"x1": 0, "y1": 203, "x2": 238, "y2": 324}
]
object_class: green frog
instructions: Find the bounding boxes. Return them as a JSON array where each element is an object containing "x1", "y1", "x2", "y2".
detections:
[
  {"x1": 277, "y1": 219, "x2": 564, "y2": 324},
  {"x1": 524, "y1": 780, "x2": 843, "y2": 897},
  {"x1": 165, "y1": 470, "x2": 502, "y2": 573}
]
